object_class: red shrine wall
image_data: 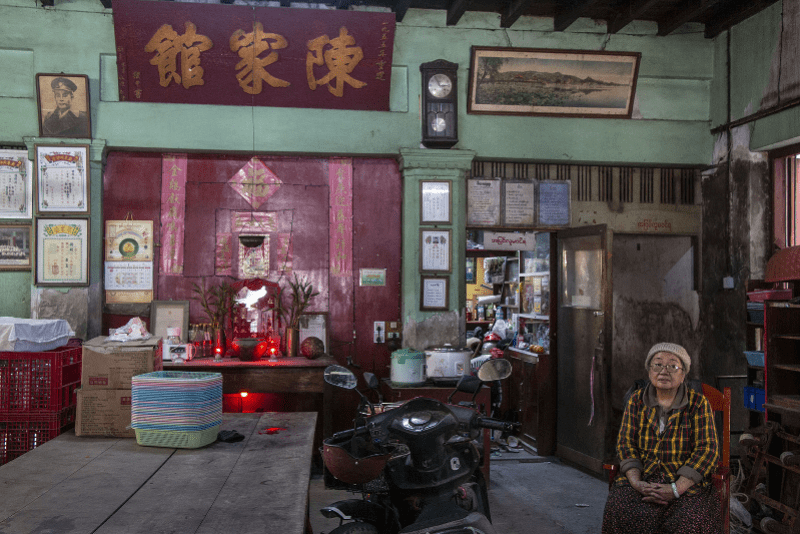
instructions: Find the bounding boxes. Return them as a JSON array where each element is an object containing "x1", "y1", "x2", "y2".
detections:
[{"x1": 102, "y1": 152, "x2": 402, "y2": 381}]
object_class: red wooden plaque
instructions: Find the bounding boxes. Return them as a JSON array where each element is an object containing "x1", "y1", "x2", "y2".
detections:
[{"x1": 113, "y1": 0, "x2": 395, "y2": 111}]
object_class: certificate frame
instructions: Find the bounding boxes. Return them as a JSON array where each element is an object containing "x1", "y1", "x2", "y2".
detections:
[
  {"x1": 537, "y1": 180, "x2": 571, "y2": 227},
  {"x1": 35, "y1": 217, "x2": 89, "y2": 286},
  {"x1": 420, "y1": 180, "x2": 451, "y2": 224},
  {"x1": 420, "y1": 276, "x2": 449, "y2": 311},
  {"x1": 150, "y1": 300, "x2": 190, "y2": 343},
  {"x1": 0, "y1": 224, "x2": 32, "y2": 271},
  {"x1": 0, "y1": 149, "x2": 33, "y2": 219},
  {"x1": 419, "y1": 228, "x2": 451, "y2": 273},
  {"x1": 35, "y1": 144, "x2": 90, "y2": 215}
]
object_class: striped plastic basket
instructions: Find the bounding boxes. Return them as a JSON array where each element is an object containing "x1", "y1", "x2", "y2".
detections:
[{"x1": 131, "y1": 371, "x2": 222, "y2": 449}]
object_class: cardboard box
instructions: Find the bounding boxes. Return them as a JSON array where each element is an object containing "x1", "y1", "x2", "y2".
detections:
[
  {"x1": 75, "y1": 388, "x2": 135, "y2": 437},
  {"x1": 82, "y1": 336, "x2": 162, "y2": 390}
]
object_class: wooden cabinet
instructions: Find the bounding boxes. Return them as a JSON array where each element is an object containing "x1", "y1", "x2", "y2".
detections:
[{"x1": 764, "y1": 302, "x2": 800, "y2": 427}]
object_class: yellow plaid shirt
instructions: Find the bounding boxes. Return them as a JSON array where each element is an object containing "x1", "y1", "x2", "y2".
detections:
[{"x1": 616, "y1": 384, "x2": 719, "y2": 496}]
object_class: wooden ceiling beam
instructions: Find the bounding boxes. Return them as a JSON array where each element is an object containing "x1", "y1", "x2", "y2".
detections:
[
  {"x1": 447, "y1": 0, "x2": 470, "y2": 26},
  {"x1": 703, "y1": 0, "x2": 780, "y2": 38},
  {"x1": 554, "y1": 0, "x2": 603, "y2": 32},
  {"x1": 656, "y1": 0, "x2": 718, "y2": 36},
  {"x1": 607, "y1": 0, "x2": 661, "y2": 34},
  {"x1": 499, "y1": 0, "x2": 532, "y2": 28},
  {"x1": 394, "y1": 0, "x2": 412, "y2": 22}
]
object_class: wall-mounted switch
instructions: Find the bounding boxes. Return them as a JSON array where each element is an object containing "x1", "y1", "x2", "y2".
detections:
[
  {"x1": 723, "y1": 276, "x2": 734, "y2": 289},
  {"x1": 374, "y1": 321, "x2": 385, "y2": 343}
]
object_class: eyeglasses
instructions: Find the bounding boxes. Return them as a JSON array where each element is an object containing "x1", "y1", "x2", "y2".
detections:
[{"x1": 650, "y1": 363, "x2": 683, "y2": 374}]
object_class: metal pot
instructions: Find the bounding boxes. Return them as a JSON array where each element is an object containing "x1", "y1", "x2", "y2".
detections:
[{"x1": 424, "y1": 344, "x2": 473, "y2": 384}]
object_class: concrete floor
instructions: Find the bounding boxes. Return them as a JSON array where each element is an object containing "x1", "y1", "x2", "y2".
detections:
[{"x1": 308, "y1": 447, "x2": 608, "y2": 534}]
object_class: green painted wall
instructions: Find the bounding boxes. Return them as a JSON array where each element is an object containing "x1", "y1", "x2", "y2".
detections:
[
  {"x1": 0, "y1": 0, "x2": 720, "y2": 321},
  {"x1": 710, "y1": 0, "x2": 800, "y2": 151}
]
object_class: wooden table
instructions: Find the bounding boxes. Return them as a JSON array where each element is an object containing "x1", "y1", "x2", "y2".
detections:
[
  {"x1": 0, "y1": 412, "x2": 317, "y2": 534},
  {"x1": 165, "y1": 356, "x2": 335, "y2": 440}
]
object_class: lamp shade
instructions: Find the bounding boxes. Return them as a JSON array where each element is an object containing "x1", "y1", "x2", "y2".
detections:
[
  {"x1": 765, "y1": 245, "x2": 800, "y2": 282},
  {"x1": 238, "y1": 235, "x2": 265, "y2": 248}
]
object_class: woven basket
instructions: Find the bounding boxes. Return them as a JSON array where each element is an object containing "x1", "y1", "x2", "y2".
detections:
[{"x1": 135, "y1": 424, "x2": 220, "y2": 449}]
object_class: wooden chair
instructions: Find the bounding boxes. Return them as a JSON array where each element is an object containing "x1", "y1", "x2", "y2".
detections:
[{"x1": 602, "y1": 383, "x2": 731, "y2": 533}]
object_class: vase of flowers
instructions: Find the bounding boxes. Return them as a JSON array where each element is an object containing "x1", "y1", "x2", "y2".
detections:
[
  {"x1": 191, "y1": 277, "x2": 236, "y2": 357},
  {"x1": 276, "y1": 275, "x2": 319, "y2": 357}
]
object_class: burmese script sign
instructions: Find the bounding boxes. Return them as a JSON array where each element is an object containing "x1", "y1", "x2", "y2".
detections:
[{"x1": 113, "y1": 0, "x2": 395, "y2": 111}]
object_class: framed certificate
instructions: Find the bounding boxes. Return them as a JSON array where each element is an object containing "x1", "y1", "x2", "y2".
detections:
[
  {"x1": 421, "y1": 276, "x2": 449, "y2": 311},
  {"x1": 538, "y1": 180, "x2": 571, "y2": 227},
  {"x1": 0, "y1": 149, "x2": 33, "y2": 219},
  {"x1": 420, "y1": 228, "x2": 451, "y2": 273},
  {"x1": 36, "y1": 217, "x2": 89, "y2": 286},
  {"x1": 150, "y1": 300, "x2": 190, "y2": 343},
  {"x1": 420, "y1": 180, "x2": 451, "y2": 224},
  {"x1": 35, "y1": 144, "x2": 90, "y2": 214}
]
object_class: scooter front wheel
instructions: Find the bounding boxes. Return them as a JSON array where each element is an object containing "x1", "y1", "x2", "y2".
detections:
[{"x1": 328, "y1": 522, "x2": 379, "y2": 534}]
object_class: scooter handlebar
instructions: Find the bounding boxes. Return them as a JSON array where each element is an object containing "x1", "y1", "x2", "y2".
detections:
[{"x1": 475, "y1": 416, "x2": 518, "y2": 433}]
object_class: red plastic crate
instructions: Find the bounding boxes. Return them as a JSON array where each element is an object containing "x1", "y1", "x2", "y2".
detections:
[
  {"x1": 0, "y1": 406, "x2": 75, "y2": 465},
  {"x1": 0, "y1": 344, "x2": 82, "y2": 413}
]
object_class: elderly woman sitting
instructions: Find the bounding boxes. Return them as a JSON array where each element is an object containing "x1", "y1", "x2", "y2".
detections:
[{"x1": 601, "y1": 342, "x2": 721, "y2": 534}]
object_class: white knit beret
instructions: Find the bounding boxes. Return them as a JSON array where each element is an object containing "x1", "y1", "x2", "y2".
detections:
[{"x1": 645, "y1": 342, "x2": 691, "y2": 372}]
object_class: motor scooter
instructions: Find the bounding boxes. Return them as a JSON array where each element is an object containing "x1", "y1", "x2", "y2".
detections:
[{"x1": 319, "y1": 358, "x2": 517, "y2": 534}]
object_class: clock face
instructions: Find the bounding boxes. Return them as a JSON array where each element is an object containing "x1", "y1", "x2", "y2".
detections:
[
  {"x1": 430, "y1": 116, "x2": 447, "y2": 132},
  {"x1": 428, "y1": 73, "x2": 453, "y2": 98}
]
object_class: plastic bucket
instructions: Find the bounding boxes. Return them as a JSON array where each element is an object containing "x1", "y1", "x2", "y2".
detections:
[{"x1": 390, "y1": 349, "x2": 426, "y2": 386}]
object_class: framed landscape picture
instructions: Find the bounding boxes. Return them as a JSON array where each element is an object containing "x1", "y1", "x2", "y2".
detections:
[{"x1": 468, "y1": 46, "x2": 641, "y2": 118}]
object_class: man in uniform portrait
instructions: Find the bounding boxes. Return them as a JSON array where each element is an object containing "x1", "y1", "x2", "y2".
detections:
[{"x1": 41, "y1": 77, "x2": 90, "y2": 137}]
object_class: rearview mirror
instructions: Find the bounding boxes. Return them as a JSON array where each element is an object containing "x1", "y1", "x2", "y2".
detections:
[
  {"x1": 477, "y1": 359, "x2": 512, "y2": 382},
  {"x1": 324, "y1": 365, "x2": 358, "y2": 389}
]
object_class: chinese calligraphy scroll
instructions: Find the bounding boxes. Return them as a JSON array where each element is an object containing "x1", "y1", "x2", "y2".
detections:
[
  {"x1": 329, "y1": 159, "x2": 352, "y2": 277},
  {"x1": 160, "y1": 154, "x2": 187, "y2": 275},
  {"x1": 113, "y1": 0, "x2": 395, "y2": 111}
]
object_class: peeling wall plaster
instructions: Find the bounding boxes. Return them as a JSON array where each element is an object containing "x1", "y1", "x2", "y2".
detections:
[{"x1": 403, "y1": 311, "x2": 463, "y2": 352}]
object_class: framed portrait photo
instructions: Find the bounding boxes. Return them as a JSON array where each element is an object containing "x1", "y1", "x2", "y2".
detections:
[
  {"x1": 35, "y1": 217, "x2": 89, "y2": 286},
  {"x1": 0, "y1": 224, "x2": 32, "y2": 271},
  {"x1": 36, "y1": 73, "x2": 91, "y2": 139},
  {"x1": 35, "y1": 144, "x2": 90, "y2": 214}
]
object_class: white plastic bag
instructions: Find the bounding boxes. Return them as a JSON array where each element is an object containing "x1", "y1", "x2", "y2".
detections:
[{"x1": 107, "y1": 317, "x2": 151, "y2": 342}]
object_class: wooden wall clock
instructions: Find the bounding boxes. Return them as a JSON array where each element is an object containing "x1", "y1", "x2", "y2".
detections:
[{"x1": 420, "y1": 59, "x2": 458, "y2": 148}]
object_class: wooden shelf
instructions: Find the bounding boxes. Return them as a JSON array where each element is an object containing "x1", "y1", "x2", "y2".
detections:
[
  {"x1": 508, "y1": 347, "x2": 542, "y2": 364},
  {"x1": 773, "y1": 363, "x2": 800, "y2": 373},
  {"x1": 519, "y1": 271, "x2": 550, "y2": 278},
  {"x1": 518, "y1": 313, "x2": 549, "y2": 321},
  {"x1": 774, "y1": 334, "x2": 800, "y2": 341}
]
